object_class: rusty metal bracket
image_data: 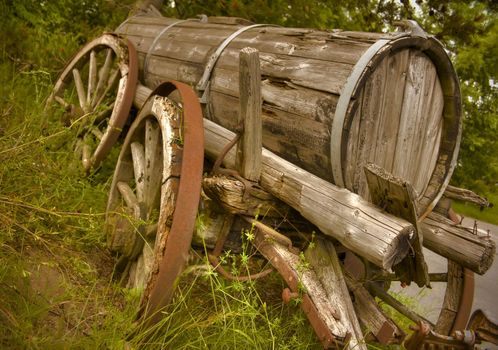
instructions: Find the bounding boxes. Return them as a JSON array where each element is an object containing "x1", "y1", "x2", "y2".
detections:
[
  {"x1": 404, "y1": 322, "x2": 475, "y2": 350},
  {"x1": 251, "y1": 223, "x2": 346, "y2": 349},
  {"x1": 404, "y1": 309, "x2": 498, "y2": 349}
]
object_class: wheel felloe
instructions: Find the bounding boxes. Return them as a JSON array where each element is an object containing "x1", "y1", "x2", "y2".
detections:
[{"x1": 48, "y1": 34, "x2": 138, "y2": 171}]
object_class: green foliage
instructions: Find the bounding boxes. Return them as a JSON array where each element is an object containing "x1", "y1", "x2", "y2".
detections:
[
  {"x1": 453, "y1": 192, "x2": 498, "y2": 226},
  {"x1": 0, "y1": 0, "x2": 136, "y2": 71},
  {"x1": 163, "y1": 0, "x2": 405, "y2": 31}
]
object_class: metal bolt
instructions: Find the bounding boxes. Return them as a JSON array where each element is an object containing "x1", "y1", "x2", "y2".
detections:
[{"x1": 282, "y1": 288, "x2": 299, "y2": 304}]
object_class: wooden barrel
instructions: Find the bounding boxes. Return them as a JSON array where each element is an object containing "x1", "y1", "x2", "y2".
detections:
[{"x1": 116, "y1": 16, "x2": 461, "y2": 218}]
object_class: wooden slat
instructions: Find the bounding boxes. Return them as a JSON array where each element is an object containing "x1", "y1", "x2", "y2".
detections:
[
  {"x1": 372, "y1": 49, "x2": 410, "y2": 175},
  {"x1": 130, "y1": 142, "x2": 146, "y2": 203},
  {"x1": 392, "y1": 52, "x2": 429, "y2": 183}
]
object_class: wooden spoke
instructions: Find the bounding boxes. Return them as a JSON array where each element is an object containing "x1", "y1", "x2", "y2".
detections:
[
  {"x1": 429, "y1": 273, "x2": 448, "y2": 282},
  {"x1": 131, "y1": 142, "x2": 146, "y2": 203},
  {"x1": 72, "y1": 68, "x2": 88, "y2": 113},
  {"x1": 117, "y1": 181, "x2": 139, "y2": 209},
  {"x1": 90, "y1": 127, "x2": 104, "y2": 140},
  {"x1": 128, "y1": 242, "x2": 154, "y2": 289},
  {"x1": 87, "y1": 50, "x2": 97, "y2": 106},
  {"x1": 144, "y1": 119, "x2": 162, "y2": 211},
  {"x1": 94, "y1": 68, "x2": 120, "y2": 109},
  {"x1": 54, "y1": 95, "x2": 69, "y2": 108},
  {"x1": 92, "y1": 48, "x2": 113, "y2": 109},
  {"x1": 81, "y1": 141, "x2": 92, "y2": 170},
  {"x1": 366, "y1": 281, "x2": 434, "y2": 327}
]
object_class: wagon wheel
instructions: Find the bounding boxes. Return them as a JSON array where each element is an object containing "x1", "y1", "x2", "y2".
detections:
[
  {"x1": 105, "y1": 81, "x2": 204, "y2": 325},
  {"x1": 47, "y1": 34, "x2": 138, "y2": 172},
  {"x1": 343, "y1": 249, "x2": 474, "y2": 344}
]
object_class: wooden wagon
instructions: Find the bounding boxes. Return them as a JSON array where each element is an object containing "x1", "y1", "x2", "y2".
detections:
[{"x1": 46, "y1": 3, "x2": 497, "y2": 349}]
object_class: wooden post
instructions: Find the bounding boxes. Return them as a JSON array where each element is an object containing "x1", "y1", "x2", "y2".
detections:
[{"x1": 236, "y1": 47, "x2": 262, "y2": 181}]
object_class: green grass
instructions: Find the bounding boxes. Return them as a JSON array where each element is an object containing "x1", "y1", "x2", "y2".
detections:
[
  {"x1": 0, "y1": 55, "x2": 325, "y2": 349},
  {"x1": 452, "y1": 192, "x2": 498, "y2": 225}
]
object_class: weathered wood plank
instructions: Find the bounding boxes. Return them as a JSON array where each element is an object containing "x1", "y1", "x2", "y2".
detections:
[
  {"x1": 354, "y1": 56, "x2": 389, "y2": 199},
  {"x1": 236, "y1": 47, "x2": 262, "y2": 181},
  {"x1": 119, "y1": 18, "x2": 372, "y2": 64},
  {"x1": 345, "y1": 273, "x2": 405, "y2": 344},
  {"x1": 444, "y1": 185, "x2": 492, "y2": 208},
  {"x1": 372, "y1": 49, "x2": 410, "y2": 175},
  {"x1": 252, "y1": 227, "x2": 363, "y2": 348},
  {"x1": 412, "y1": 61, "x2": 443, "y2": 194}
]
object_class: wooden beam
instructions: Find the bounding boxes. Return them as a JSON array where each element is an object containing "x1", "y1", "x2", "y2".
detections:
[
  {"x1": 236, "y1": 47, "x2": 262, "y2": 181},
  {"x1": 421, "y1": 212, "x2": 495, "y2": 275},
  {"x1": 203, "y1": 118, "x2": 416, "y2": 270},
  {"x1": 444, "y1": 185, "x2": 491, "y2": 208}
]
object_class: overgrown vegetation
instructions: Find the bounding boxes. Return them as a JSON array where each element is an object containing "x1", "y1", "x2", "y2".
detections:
[
  {"x1": 1, "y1": 0, "x2": 496, "y2": 349},
  {"x1": 0, "y1": 52, "x2": 322, "y2": 348}
]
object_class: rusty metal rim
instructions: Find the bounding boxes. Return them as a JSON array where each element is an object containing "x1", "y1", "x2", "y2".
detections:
[{"x1": 140, "y1": 81, "x2": 204, "y2": 325}]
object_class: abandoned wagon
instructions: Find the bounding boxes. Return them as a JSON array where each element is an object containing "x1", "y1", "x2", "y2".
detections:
[{"x1": 46, "y1": 7, "x2": 497, "y2": 349}]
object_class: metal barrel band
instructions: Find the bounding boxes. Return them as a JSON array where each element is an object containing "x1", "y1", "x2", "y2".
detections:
[
  {"x1": 143, "y1": 18, "x2": 203, "y2": 82},
  {"x1": 329, "y1": 22, "x2": 429, "y2": 187},
  {"x1": 329, "y1": 38, "x2": 392, "y2": 188},
  {"x1": 196, "y1": 23, "x2": 280, "y2": 104}
]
